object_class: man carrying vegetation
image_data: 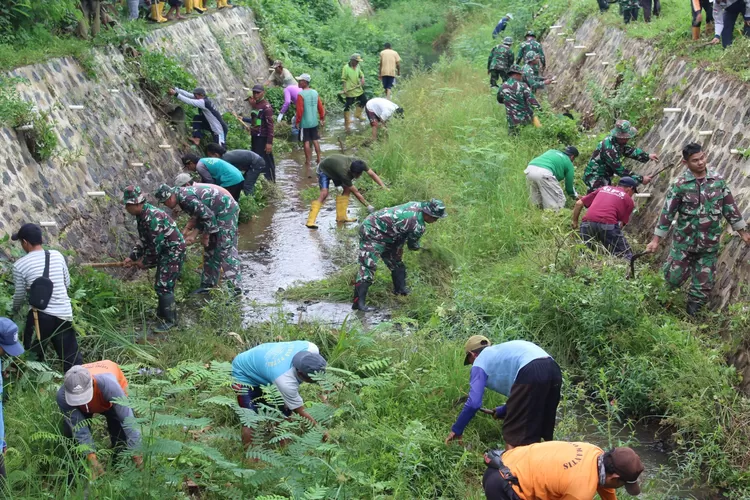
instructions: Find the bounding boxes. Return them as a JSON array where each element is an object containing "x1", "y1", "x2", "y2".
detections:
[
  {"x1": 521, "y1": 52, "x2": 551, "y2": 92},
  {"x1": 583, "y1": 120, "x2": 657, "y2": 193},
  {"x1": 488, "y1": 37, "x2": 515, "y2": 88},
  {"x1": 645, "y1": 142, "x2": 750, "y2": 316},
  {"x1": 305, "y1": 155, "x2": 388, "y2": 229},
  {"x1": 378, "y1": 43, "x2": 401, "y2": 100},
  {"x1": 341, "y1": 53, "x2": 367, "y2": 131},
  {"x1": 295, "y1": 73, "x2": 326, "y2": 168},
  {"x1": 482, "y1": 442, "x2": 644, "y2": 500},
  {"x1": 499, "y1": 65, "x2": 541, "y2": 135},
  {"x1": 57, "y1": 361, "x2": 142, "y2": 478},
  {"x1": 516, "y1": 31, "x2": 545, "y2": 72},
  {"x1": 122, "y1": 186, "x2": 185, "y2": 332},
  {"x1": 524, "y1": 146, "x2": 579, "y2": 210},
  {"x1": 231, "y1": 341, "x2": 328, "y2": 447},
  {"x1": 181, "y1": 153, "x2": 245, "y2": 201},
  {"x1": 205, "y1": 143, "x2": 266, "y2": 196},
  {"x1": 446, "y1": 337, "x2": 561, "y2": 450},
  {"x1": 155, "y1": 183, "x2": 241, "y2": 295},
  {"x1": 572, "y1": 177, "x2": 638, "y2": 259},
  {"x1": 365, "y1": 97, "x2": 404, "y2": 141},
  {"x1": 353, "y1": 199, "x2": 446, "y2": 311},
  {"x1": 168, "y1": 87, "x2": 228, "y2": 147}
]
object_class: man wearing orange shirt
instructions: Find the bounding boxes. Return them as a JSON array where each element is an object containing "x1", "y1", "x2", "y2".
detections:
[{"x1": 482, "y1": 441, "x2": 644, "y2": 500}]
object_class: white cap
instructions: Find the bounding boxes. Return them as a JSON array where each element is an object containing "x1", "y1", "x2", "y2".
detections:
[
  {"x1": 506, "y1": 13, "x2": 513, "y2": 19},
  {"x1": 174, "y1": 173, "x2": 193, "y2": 187},
  {"x1": 297, "y1": 73, "x2": 312, "y2": 82}
]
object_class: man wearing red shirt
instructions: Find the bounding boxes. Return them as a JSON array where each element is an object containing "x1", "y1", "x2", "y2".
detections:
[{"x1": 571, "y1": 177, "x2": 637, "y2": 259}]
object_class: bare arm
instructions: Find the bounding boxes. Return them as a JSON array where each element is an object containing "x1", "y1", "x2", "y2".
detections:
[
  {"x1": 571, "y1": 200, "x2": 584, "y2": 229},
  {"x1": 367, "y1": 169, "x2": 387, "y2": 189},
  {"x1": 349, "y1": 186, "x2": 368, "y2": 207}
]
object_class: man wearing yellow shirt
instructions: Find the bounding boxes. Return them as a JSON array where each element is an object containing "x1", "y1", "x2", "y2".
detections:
[
  {"x1": 341, "y1": 53, "x2": 367, "y2": 131},
  {"x1": 378, "y1": 42, "x2": 401, "y2": 100},
  {"x1": 482, "y1": 442, "x2": 644, "y2": 500}
]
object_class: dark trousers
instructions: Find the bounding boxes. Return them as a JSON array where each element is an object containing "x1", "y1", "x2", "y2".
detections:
[
  {"x1": 62, "y1": 408, "x2": 128, "y2": 449},
  {"x1": 242, "y1": 167, "x2": 264, "y2": 195},
  {"x1": 251, "y1": 135, "x2": 276, "y2": 182},
  {"x1": 623, "y1": 6, "x2": 639, "y2": 22},
  {"x1": 580, "y1": 221, "x2": 633, "y2": 260},
  {"x1": 483, "y1": 467, "x2": 523, "y2": 500},
  {"x1": 692, "y1": 0, "x2": 714, "y2": 25},
  {"x1": 598, "y1": 0, "x2": 610, "y2": 11},
  {"x1": 23, "y1": 310, "x2": 83, "y2": 373},
  {"x1": 191, "y1": 114, "x2": 227, "y2": 145},
  {"x1": 641, "y1": 0, "x2": 660, "y2": 20},
  {"x1": 721, "y1": 0, "x2": 750, "y2": 47},
  {"x1": 343, "y1": 94, "x2": 367, "y2": 112},
  {"x1": 226, "y1": 181, "x2": 243, "y2": 201},
  {"x1": 489, "y1": 70, "x2": 508, "y2": 87}
]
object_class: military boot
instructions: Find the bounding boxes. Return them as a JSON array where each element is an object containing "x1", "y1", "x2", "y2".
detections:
[
  {"x1": 154, "y1": 294, "x2": 177, "y2": 333},
  {"x1": 352, "y1": 283, "x2": 374, "y2": 312},
  {"x1": 391, "y1": 267, "x2": 410, "y2": 296}
]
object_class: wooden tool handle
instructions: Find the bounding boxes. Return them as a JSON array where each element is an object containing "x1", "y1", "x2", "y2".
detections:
[{"x1": 80, "y1": 262, "x2": 127, "y2": 268}]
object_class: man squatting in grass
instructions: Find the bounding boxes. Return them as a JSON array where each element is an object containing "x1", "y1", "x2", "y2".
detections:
[
  {"x1": 231, "y1": 341, "x2": 329, "y2": 447},
  {"x1": 305, "y1": 155, "x2": 388, "y2": 229},
  {"x1": 181, "y1": 153, "x2": 245, "y2": 201},
  {"x1": 524, "y1": 146, "x2": 579, "y2": 210},
  {"x1": 446, "y1": 337, "x2": 562, "y2": 451},
  {"x1": 646, "y1": 142, "x2": 750, "y2": 316},
  {"x1": 365, "y1": 97, "x2": 404, "y2": 141}
]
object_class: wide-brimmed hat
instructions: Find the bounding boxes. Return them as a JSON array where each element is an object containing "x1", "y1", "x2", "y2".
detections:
[
  {"x1": 154, "y1": 183, "x2": 176, "y2": 202},
  {"x1": 122, "y1": 185, "x2": 145, "y2": 205},
  {"x1": 271, "y1": 60, "x2": 283, "y2": 69},
  {"x1": 611, "y1": 119, "x2": 637, "y2": 139},
  {"x1": 524, "y1": 51, "x2": 539, "y2": 62},
  {"x1": 422, "y1": 199, "x2": 447, "y2": 219},
  {"x1": 503, "y1": 36, "x2": 513, "y2": 45},
  {"x1": 508, "y1": 64, "x2": 523, "y2": 75},
  {"x1": 525, "y1": 30, "x2": 536, "y2": 37}
]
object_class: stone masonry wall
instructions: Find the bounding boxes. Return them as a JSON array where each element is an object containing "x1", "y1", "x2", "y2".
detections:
[
  {"x1": 339, "y1": 0, "x2": 373, "y2": 16},
  {"x1": 0, "y1": 8, "x2": 267, "y2": 261},
  {"x1": 543, "y1": 16, "x2": 750, "y2": 310}
]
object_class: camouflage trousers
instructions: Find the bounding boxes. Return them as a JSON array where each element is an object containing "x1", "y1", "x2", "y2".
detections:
[
  {"x1": 155, "y1": 243, "x2": 186, "y2": 296},
  {"x1": 583, "y1": 173, "x2": 611, "y2": 194},
  {"x1": 202, "y1": 213, "x2": 241, "y2": 289},
  {"x1": 663, "y1": 247, "x2": 717, "y2": 306},
  {"x1": 356, "y1": 237, "x2": 406, "y2": 285}
]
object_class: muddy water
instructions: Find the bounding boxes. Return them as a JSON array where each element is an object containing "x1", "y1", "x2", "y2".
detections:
[{"x1": 237, "y1": 117, "x2": 388, "y2": 326}]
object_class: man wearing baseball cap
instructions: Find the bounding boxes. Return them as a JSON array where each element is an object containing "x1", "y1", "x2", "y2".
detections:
[
  {"x1": 295, "y1": 73, "x2": 326, "y2": 168},
  {"x1": 238, "y1": 84, "x2": 276, "y2": 182},
  {"x1": 482, "y1": 442, "x2": 644, "y2": 499},
  {"x1": 264, "y1": 60, "x2": 297, "y2": 88},
  {"x1": 11, "y1": 223, "x2": 83, "y2": 373},
  {"x1": 231, "y1": 341, "x2": 328, "y2": 447},
  {"x1": 57, "y1": 361, "x2": 141, "y2": 478},
  {"x1": 446, "y1": 337, "x2": 561, "y2": 450},
  {"x1": 0, "y1": 318, "x2": 24, "y2": 478},
  {"x1": 572, "y1": 177, "x2": 639, "y2": 260},
  {"x1": 168, "y1": 86, "x2": 228, "y2": 147}
]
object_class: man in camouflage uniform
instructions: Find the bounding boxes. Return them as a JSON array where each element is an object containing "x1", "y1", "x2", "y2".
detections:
[
  {"x1": 583, "y1": 119, "x2": 658, "y2": 193},
  {"x1": 499, "y1": 65, "x2": 541, "y2": 135},
  {"x1": 353, "y1": 199, "x2": 447, "y2": 311},
  {"x1": 487, "y1": 37, "x2": 515, "y2": 88},
  {"x1": 646, "y1": 143, "x2": 750, "y2": 315},
  {"x1": 620, "y1": 0, "x2": 641, "y2": 23},
  {"x1": 122, "y1": 185, "x2": 186, "y2": 332},
  {"x1": 522, "y1": 52, "x2": 551, "y2": 92},
  {"x1": 155, "y1": 184, "x2": 242, "y2": 295},
  {"x1": 516, "y1": 31, "x2": 546, "y2": 71}
]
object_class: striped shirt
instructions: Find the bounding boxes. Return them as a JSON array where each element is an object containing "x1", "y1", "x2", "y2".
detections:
[{"x1": 12, "y1": 249, "x2": 73, "y2": 320}]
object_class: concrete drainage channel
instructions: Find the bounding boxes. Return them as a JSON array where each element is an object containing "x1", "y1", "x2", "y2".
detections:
[{"x1": 237, "y1": 116, "x2": 390, "y2": 327}]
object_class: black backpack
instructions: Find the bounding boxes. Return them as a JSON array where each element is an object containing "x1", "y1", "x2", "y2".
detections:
[{"x1": 28, "y1": 250, "x2": 54, "y2": 310}]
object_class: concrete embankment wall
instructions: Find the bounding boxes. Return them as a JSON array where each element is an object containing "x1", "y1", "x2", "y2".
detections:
[
  {"x1": 1, "y1": 8, "x2": 267, "y2": 260},
  {"x1": 543, "y1": 16, "x2": 750, "y2": 309}
]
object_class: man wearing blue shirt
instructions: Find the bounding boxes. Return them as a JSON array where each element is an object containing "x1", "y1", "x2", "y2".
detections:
[
  {"x1": 492, "y1": 13, "x2": 513, "y2": 38},
  {"x1": 232, "y1": 341, "x2": 328, "y2": 447},
  {"x1": 445, "y1": 337, "x2": 562, "y2": 450}
]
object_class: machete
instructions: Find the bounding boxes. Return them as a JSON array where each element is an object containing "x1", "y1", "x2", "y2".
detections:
[{"x1": 627, "y1": 251, "x2": 649, "y2": 280}]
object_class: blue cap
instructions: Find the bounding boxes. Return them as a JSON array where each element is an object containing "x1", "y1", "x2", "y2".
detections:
[
  {"x1": 618, "y1": 177, "x2": 639, "y2": 192},
  {"x1": 0, "y1": 318, "x2": 24, "y2": 357}
]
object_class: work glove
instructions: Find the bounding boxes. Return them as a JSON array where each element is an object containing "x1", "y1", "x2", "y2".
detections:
[
  {"x1": 277, "y1": 113, "x2": 284, "y2": 123},
  {"x1": 367, "y1": 205, "x2": 375, "y2": 213}
]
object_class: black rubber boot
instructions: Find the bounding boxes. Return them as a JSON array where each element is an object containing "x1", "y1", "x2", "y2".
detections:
[
  {"x1": 391, "y1": 267, "x2": 410, "y2": 296},
  {"x1": 686, "y1": 301, "x2": 703, "y2": 317},
  {"x1": 352, "y1": 283, "x2": 374, "y2": 312},
  {"x1": 154, "y1": 294, "x2": 177, "y2": 333}
]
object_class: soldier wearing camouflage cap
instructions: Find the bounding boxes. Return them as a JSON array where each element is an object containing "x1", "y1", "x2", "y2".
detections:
[
  {"x1": 353, "y1": 199, "x2": 446, "y2": 311},
  {"x1": 122, "y1": 185, "x2": 186, "y2": 332},
  {"x1": 583, "y1": 119, "x2": 658, "y2": 193},
  {"x1": 498, "y1": 65, "x2": 541, "y2": 135},
  {"x1": 521, "y1": 52, "x2": 551, "y2": 92},
  {"x1": 646, "y1": 143, "x2": 750, "y2": 316},
  {"x1": 154, "y1": 183, "x2": 241, "y2": 295},
  {"x1": 487, "y1": 36, "x2": 515, "y2": 88},
  {"x1": 516, "y1": 31, "x2": 546, "y2": 72}
]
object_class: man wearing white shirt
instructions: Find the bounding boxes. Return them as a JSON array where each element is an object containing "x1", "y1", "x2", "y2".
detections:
[{"x1": 365, "y1": 97, "x2": 404, "y2": 141}]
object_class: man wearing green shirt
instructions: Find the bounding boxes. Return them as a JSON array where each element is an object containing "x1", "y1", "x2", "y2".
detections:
[
  {"x1": 306, "y1": 155, "x2": 387, "y2": 229},
  {"x1": 523, "y1": 147, "x2": 579, "y2": 210},
  {"x1": 341, "y1": 53, "x2": 367, "y2": 131}
]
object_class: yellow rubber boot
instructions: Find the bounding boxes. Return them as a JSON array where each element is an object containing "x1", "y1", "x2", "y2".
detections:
[
  {"x1": 306, "y1": 200, "x2": 322, "y2": 229},
  {"x1": 193, "y1": 0, "x2": 205, "y2": 11},
  {"x1": 344, "y1": 111, "x2": 352, "y2": 131},
  {"x1": 157, "y1": 2, "x2": 169, "y2": 21},
  {"x1": 151, "y1": 3, "x2": 168, "y2": 22},
  {"x1": 185, "y1": 0, "x2": 193, "y2": 13},
  {"x1": 336, "y1": 196, "x2": 357, "y2": 223},
  {"x1": 354, "y1": 106, "x2": 365, "y2": 121},
  {"x1": 692, "y1": 26, "x2": 700, "y2": 40}
]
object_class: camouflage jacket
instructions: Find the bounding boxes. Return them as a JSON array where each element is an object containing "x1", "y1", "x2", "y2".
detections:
[
  {"x1": 500, "y1": 79, "x2": 540, "y2": 125},
  {"x1": 583, "y1": 135, "x2": 650, "y2": 186},
  {"x1": 362, "y1": 201, "x2": 427, "y2": 249},
  {"x1": 131, "y1": 203, "x2": 185, "y2": 261},
  {"x1": 175, "y1": 186, "x2": 239, "y2": 234},
  {"x1": 522, "y1": 64, "x2": 545, "y2": 91},
  {"x1": 654, "y1": 169, "x2": 747, "y2": 252},
  {"x1": 517, "y1": 40, "x2": 546, "y2": 67},
  {"x1": 488, "y1": 45, "x2": 514, "y2": 72}
]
